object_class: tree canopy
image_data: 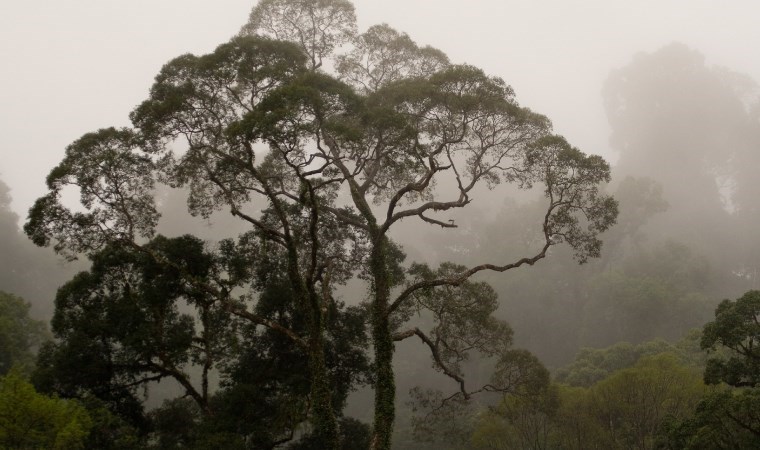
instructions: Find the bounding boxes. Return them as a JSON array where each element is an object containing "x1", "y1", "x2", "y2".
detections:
[
  {"x1": 0, "y1": 370, "x2": 92, "y2": 449},
  {"x1": 25, "y1": 1, "x2": 617, "y2": 448}
]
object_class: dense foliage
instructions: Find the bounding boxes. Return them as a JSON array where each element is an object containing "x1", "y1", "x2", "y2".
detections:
[
  {"x1": 0, "y1": 370, "x2": 92, "y2": 449},
  {"x1": 23, "y1": 1, "x2": 616, "y2": 448},
  {"x1": 662, "y1": 291, "x2": 760, "y2": 449}
]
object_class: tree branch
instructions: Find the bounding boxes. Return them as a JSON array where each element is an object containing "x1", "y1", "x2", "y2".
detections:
[{"x1": 393, "y1": 327, "x2": 469, "y2": 399}]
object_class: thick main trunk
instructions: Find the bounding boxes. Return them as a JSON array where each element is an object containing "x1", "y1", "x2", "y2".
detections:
[
  {"x1": 370, "y1": 239, "x2": 395, "y2": 450},
  {"x1": 287, "y1": 246, "x2": 338, "y2": 447},
  {"x1": 308, "y1": 321, "x2": 339, "y2": 448}
]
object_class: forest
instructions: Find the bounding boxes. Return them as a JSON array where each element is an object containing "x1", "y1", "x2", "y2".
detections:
[{"x1": 1, "y1": 0, "x2": 760, "y2": 449}]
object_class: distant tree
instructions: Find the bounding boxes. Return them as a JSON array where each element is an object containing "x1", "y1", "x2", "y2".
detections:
[
  {"x1": 26, "y1": 1, "x2": 617, "y2": 448},
  {"x1": 580, "y1": 241, "x2": 716, "y2": 346},
  {"x1": 603, "y1": 177, "x2": 668, "y2": 249},
  {"x1": 0, "y1": 291, "x2": 48, "y2": 375},
  {"x1": 554, "y1": 340, "x2": 675, "y2": 388},
  {"x1": 459, "y1": 177, "x2": 711, "y2": 367},
  {"x1": 0, "y1": 178, "x2": 18, "y2": 240},
  {"x1": 605, "y1": 44, "x2": 744, "y2": 214},
  {"x1": 472, "y1": 353, "x2": 704, "y2": 450},
  {"x1": 550, "y1": 385, "x2": 609, "y2": 450},
  {"x1": 604, "y1": 43, "x2": 760, "y2": 278},
  {"x1": 0, "y1": 179, "x2": 27, "y2": 297},
  {"x1": 0, "y1": 369, "x2": 92, "y2": 449},
  {"x1": 554, "y1": 332, "x2": 709, "y2": 389},
  {"x1": 589, "y1": 354, "x2": 704, "y2": 449},
  {"x1": 0, "y1": 178, "x2": 81, "y2": 319},
  {"x1": 471, "y1": 385, "x2": 559, "y2": 450}
]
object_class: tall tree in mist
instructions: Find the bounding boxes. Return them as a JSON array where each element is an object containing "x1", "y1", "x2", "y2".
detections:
[
  {"x1": 434, "y1": 42, "x2": 760, "y2": 367},
  {"x1": 604, "y1": 43, "x2": 760, "y2": 274},
  {"x1": 25, "y1": 0, "x2": 617, "y2": 448},
  {"x1": 0, "y1": 178, "x2": 81, "y2": 319},
  {"x1": 0, "y1": 291, "x2": 48, "y2": 376}
]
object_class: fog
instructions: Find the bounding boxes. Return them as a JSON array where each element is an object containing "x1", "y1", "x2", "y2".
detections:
[
  {"x1": 2, "y1": 1, "x2": 760, "y2": 448},
  {"x1": 3, "y1": 1, "x2": 760, "y2": 217}
]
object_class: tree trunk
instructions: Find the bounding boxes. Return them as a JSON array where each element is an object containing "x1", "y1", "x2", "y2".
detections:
[
  {"x1": 308, "y1": 319, "x2": 339, "y2": 448},
  {"x1": 370, "y1": 238, "x2": 395, "y2": 450},
  {"x1": 287, "y1": 239, "x2": 339, "y2": 448}
]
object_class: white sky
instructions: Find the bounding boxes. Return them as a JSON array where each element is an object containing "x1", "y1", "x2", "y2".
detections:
[{"x1": 2, "y1": 0, "x2": 759, "y2": 218}]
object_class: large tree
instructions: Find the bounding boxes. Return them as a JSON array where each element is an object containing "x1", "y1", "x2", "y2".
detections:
[{"x1": 26, "y1": 1, "x2": 617, "y2": 448}]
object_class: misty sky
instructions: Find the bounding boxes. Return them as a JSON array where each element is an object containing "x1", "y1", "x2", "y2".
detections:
[{"x1": 2, "y1": 0, "x2": 759, "y2": 218}]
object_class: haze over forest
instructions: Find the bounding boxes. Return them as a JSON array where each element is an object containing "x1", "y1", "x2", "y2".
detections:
[
  {"x1": 1, "y1": 1, "x2": 759, "y2": 448},
  {"x1": 3, "y1": 0, "x2": 760, "y2": 216}
]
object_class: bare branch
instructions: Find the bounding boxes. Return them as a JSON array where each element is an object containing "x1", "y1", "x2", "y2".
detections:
[{"x1": 393, "y1": 327, "x2": 469, "y2": 399}]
